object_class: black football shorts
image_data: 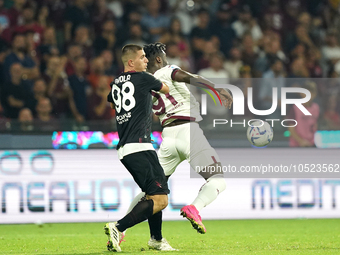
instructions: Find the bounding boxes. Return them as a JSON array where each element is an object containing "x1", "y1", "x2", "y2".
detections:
[{"x1": 120, "y1": 150, "x2": 170, "y2": 195}]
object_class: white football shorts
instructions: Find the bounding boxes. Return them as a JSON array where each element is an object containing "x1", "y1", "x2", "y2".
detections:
[{"x1": 158, "y1": 122, "x2": 220, "y2": 176}]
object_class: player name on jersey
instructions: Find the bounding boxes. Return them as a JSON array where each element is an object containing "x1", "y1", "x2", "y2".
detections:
[{"x1": 114, "y1": 74, "x2": 131, "y2": 84}]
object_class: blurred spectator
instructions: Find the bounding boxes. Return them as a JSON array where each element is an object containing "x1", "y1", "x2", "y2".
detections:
[
  {"x1": 45, "y1": 0, "x2": 68, "y2": 49},
  {"x1": 262, "y1": 0, "x2": 285, "y2": 36},
  {"x1": 198, "y1": 52, "x2": 229, "y2": 81},
  {"x1": 64, "y1": 0, "x2": 91, "y2": 42},
  {"x1": 68, "y1": 56, "x2": 89, "y2": 122},
  {"x1": 123, "y1": 22, "x2": 147, "y2": 46},
  {"x1": 321, "y1": 31, "x2": 340, "y2": 64},
  {"x1": 141, "y1": 0, "x2": 169, "y2": 41},
  {"x1": 64, "y1": 43, "x2": 82, "y2": 76},
  {"x1": 285, "y1": 24, "x2": 316, "y2": 55},
  {"x1": 288, "y1": 57, "x2": 309, "y2": 78},
  {"x1": 258, "y1": 57, "x2": 285, "y2": 118},
  {"x1": 306, "y1": 48, "x2": 323, "y2": 78},
  {"x1": 3, "y1": 33, "x2": 39, "y2": 82},
  {"x1": 310, "y1": 17, "x2": 326, "y2": 48},
  {"x1": 100, "y1": 49, "x2": 118, "y2": 76},
  {"x1": 72, "y1": 25, "x2": 93, "y2": 60},
  {"x1": 15, "y1": 5, "x2": 45, "y2": 47},
  {"x1": 283, "y1": 0, "x2": 300, "y2": 36},
  {"x1": 43, "y1": 55, "x2": 72, "y2": 118},
  {"x1": 298, "y1": 12, "x2": 312, "y2": 32},
  {"x1": 168, "y1": 0, "x2": 213, "y2": 36},
  {"x1": 1, "y1": 63, "x2": 35, "y2": 119},
  {"x1": 191, "y1": 8, "x2": 219, "y2": 62},
  {"x1": 198, "y1": 52, "x2": 230, "y2": 120},
  {"x1": 93, "y1": 19, "x2": 117, "y2": 56},
  {"x1": 159, "y1": 17, "x2": 190, "y2": 60},
  {"x1": 35, "y1": 97, "x2": 52, "y2": 121},
  {"x1": 37, "y1": 26, "x2": 59, "y2": 73},
  {"x1": 46, "y1": 0, "x2": 68, "y2": 29},
  {"x1": 35, "y1": 97, "x2": 59, "y2": 131},
  {"x1": 165, "y1": 41, "x2": 190, "y2": 71},
  {"x1": 32, "y1": 78, "x2": 47, "y2": 112},
  {"x1": 88, "y1": 56, "x2": 106, "y2": 90},
  {"x1": 241, "y1": 33, "x2": 259, "y2": 69},
  {"x1": 224, "y1": 47, "x2": 243, "y2": 79},
  {"x1": 215, "y1": 0, "x2": 238, "y2": 23},
  {"x1": 87, "y1": 75, "x2": 112, "y2": 120},
  {"x1": 39, "y1": 26, "x2": 57, "y2": 53},
  {"x1": 196, "y1": 41, "x2": 219, "y2": 71},
  {"x1": 255, "y1": 34, "x2": 286, "y2": 76},
  {"x1": 288, "y1": 81, "x2": 320, "y2": 147},
  {"x1": 17, "y1": 107, "x2": 34, "y2": 131},
  {"x1": 116, "y1": 9, "x2": 149, "y2": 48},
  {"x1": 231, "y1": 5, "x2": 263, "y2": 42},
  {"x1": 290, "y1": 43, "x2": 306, "y2": 60},
  {"x1": 7, "y1": 0, "x2": 26, "y2": 27},
  {"x1": 167, "y1": 1, "x2": 194, "y2": 36},
  {"x1": 92, "y1": 0, "x2": 115, "y2": 36}
]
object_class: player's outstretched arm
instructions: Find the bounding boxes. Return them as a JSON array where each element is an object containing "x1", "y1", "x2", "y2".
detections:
[{"x1": 173, "y1": 69, "x2": 233, "y2": 109}]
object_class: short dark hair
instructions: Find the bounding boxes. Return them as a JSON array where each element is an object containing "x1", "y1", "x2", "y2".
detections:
[
  {"x1": 143, "y1": 42, "x2": 166, "y2": 63},
  {"x1": 121, "y1": 44, "x2": 143, "y2": 64}
]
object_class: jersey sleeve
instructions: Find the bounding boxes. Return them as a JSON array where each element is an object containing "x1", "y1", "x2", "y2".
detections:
[
  {"x1": 169, "y1": 65, "x2": 180, "y2": 81},
  {"x1": 107, "y1": 92, "x2": 113, "y2": 103},
  {"x1": 143, "y1": 72, "x2": 163, "y2": 92},
  {"x1": 107, "y1": 82, "x2": 113, "y2": 103},
  {"x1": 154, "y1": 64, "x2": 180, "y2": 83}
]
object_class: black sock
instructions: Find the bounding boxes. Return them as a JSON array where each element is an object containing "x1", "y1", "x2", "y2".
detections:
[
  {"x1": 148, "y1": 210, "x2": 163, "y2": 241},
  {"x1": 116, "y1": 199, "x2": 154, "y2": 232}
]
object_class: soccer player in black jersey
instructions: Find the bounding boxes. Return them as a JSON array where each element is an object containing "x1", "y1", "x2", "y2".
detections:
[{"x1": 104, "y1": 44, "x2": 171, "y2": 252}]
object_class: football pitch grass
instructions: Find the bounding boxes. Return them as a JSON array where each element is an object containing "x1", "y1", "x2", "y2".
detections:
[{"x1": 1, "y1": 219, "x2": 339, "y2": 254}]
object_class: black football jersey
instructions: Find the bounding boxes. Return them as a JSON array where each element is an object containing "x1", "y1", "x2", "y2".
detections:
[{"x1": 108, "y1": 71, "x2": 163, "y2": 149}]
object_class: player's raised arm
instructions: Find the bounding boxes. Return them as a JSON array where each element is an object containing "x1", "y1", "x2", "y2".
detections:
[{"x1": 173, "y1": 68, "x2": 233, "y2": 109}]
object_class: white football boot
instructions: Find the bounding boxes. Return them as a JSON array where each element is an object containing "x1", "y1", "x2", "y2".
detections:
[
  {"x1": 104, "y1": 222, "x2": 124, "y2": 252},
  {"x1": 148, "y1": 238, "x2": 178, "y2": 251}
]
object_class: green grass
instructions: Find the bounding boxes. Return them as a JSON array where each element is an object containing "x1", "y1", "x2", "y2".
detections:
[{"x1": 1, "y1": 219, "x2": 340, "y2": 254}]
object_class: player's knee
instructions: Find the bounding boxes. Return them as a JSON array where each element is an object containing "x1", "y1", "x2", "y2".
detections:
[
  {"x1": 159, "y1": 195, "x2": 168, "y2": 210},
  {"x1": 150, "y1": 194, "x2": 168, "y2": 210},
  {"x1": 207, "y1": 175, "x2": 226, "y2": 194}
]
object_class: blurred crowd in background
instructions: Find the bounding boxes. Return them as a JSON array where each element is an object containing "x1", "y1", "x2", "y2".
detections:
[{"x1": 0, "y1": 0, "x2": 339, "y2": 134}]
